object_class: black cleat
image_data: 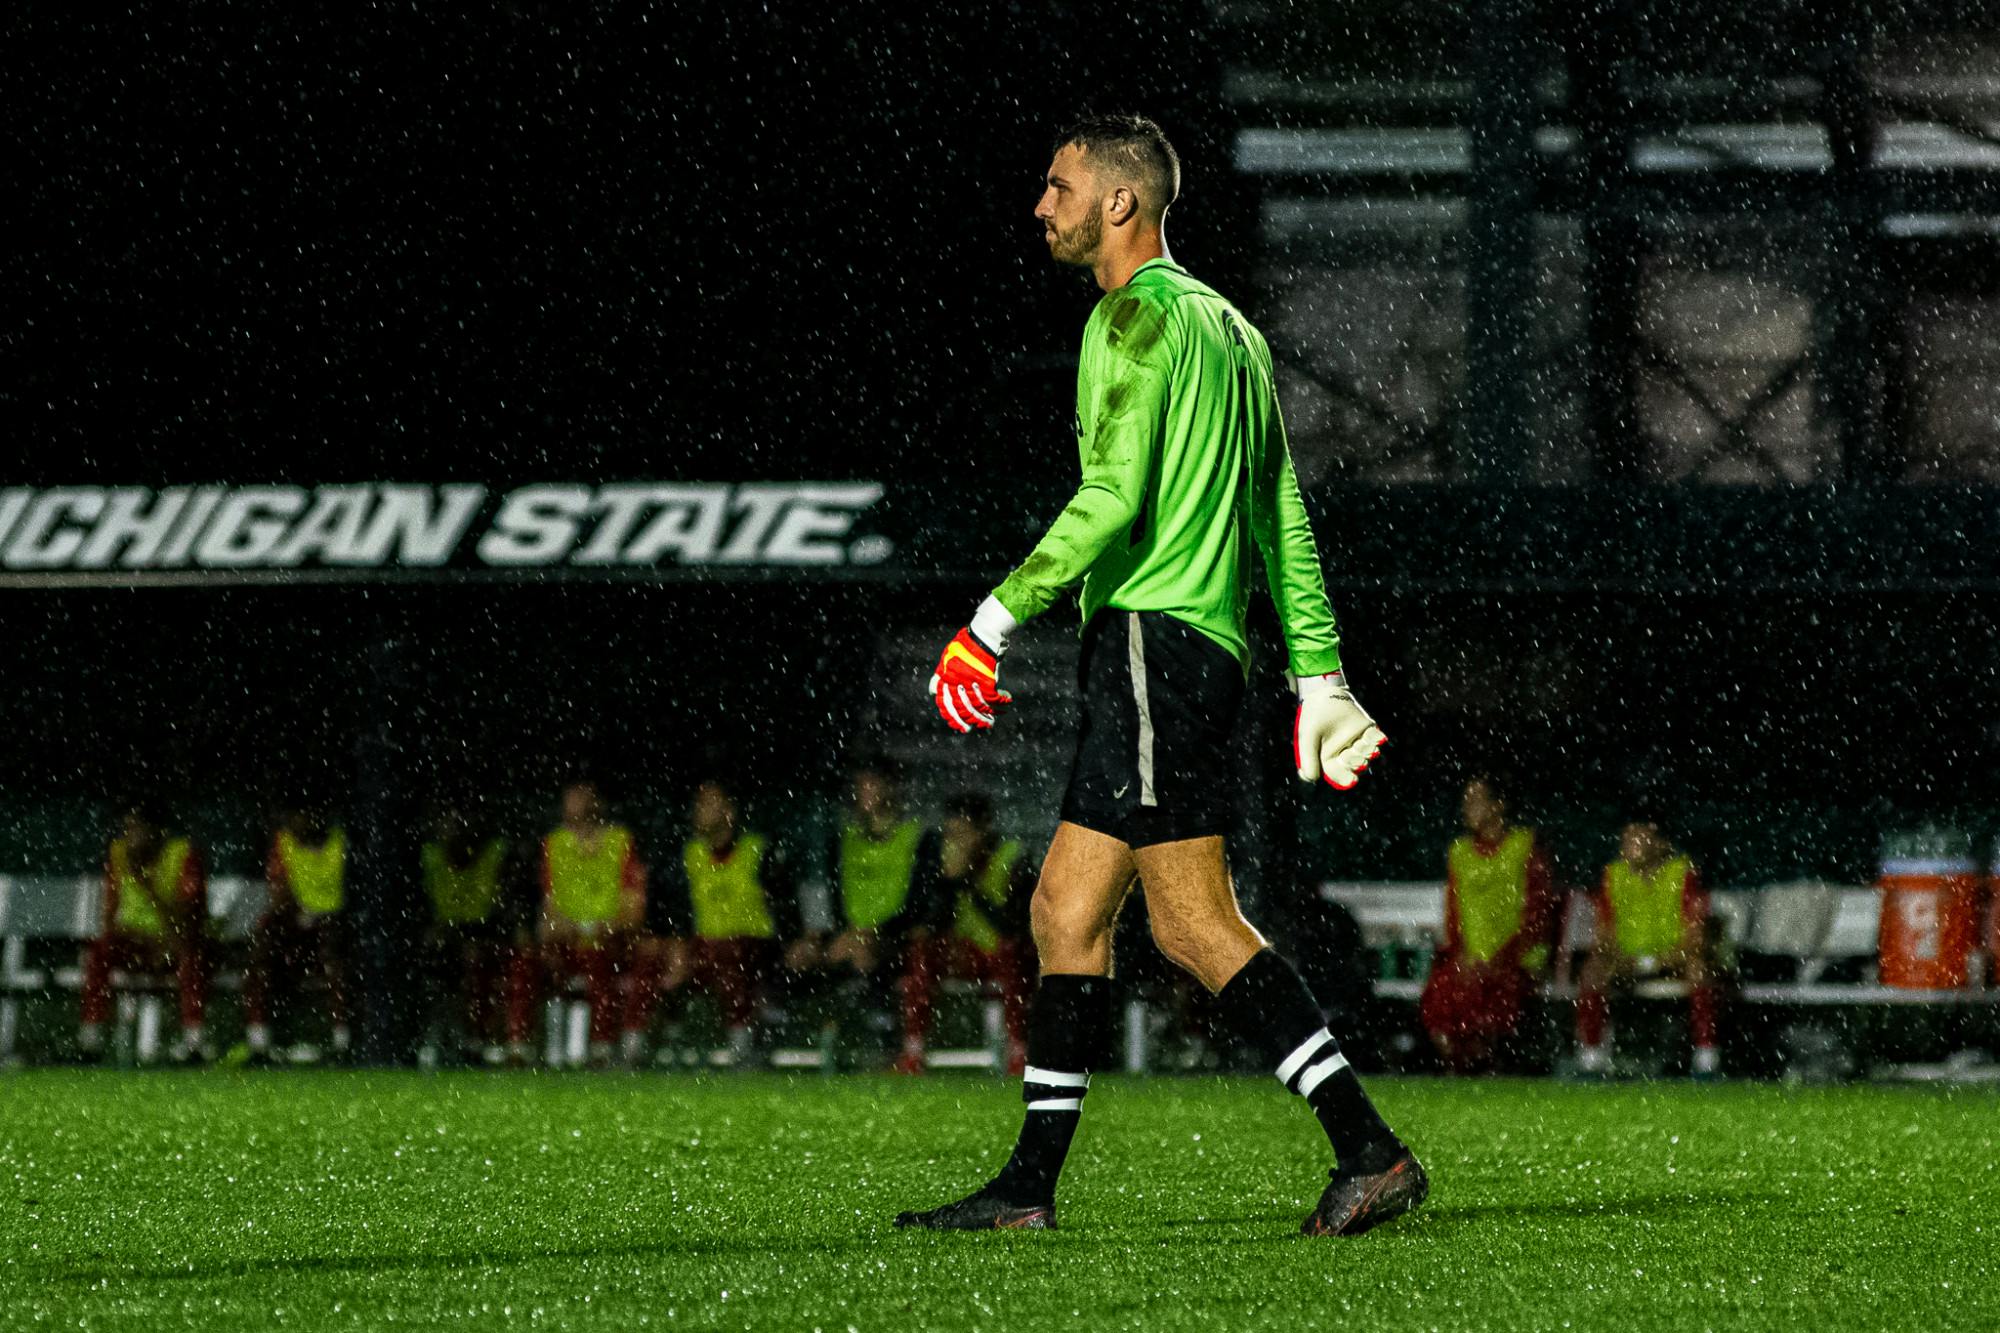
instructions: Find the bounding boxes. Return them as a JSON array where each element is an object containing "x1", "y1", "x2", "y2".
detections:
[
  {"x1": 894, "y1": 1185, "x2": 1056, "y2": 1232},
  {"x1": 1302, "y1": 1149, "x2": 1429, "y2": 1237}
]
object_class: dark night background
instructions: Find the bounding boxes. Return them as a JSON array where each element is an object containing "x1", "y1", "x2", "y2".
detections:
[
  {"x1": 5, "y1": 0, "x2": 1999, "y2": 912},
  {"x1": 10, "y1": 2, "x2": 1247, "y2": 481}
]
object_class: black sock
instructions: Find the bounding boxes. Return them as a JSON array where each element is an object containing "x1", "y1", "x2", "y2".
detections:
[
  {"x1": 1213, "y1": 948, "x2": 1400, "y2": 1169},
  {"x1": 989, "y1": 973, "x2": 1112, "y2": 1206}
]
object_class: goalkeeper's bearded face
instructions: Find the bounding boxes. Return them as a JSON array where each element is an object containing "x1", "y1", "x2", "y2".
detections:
[{"x1": 1034, "y1": 144, "x2": 1104, "y2": 268}]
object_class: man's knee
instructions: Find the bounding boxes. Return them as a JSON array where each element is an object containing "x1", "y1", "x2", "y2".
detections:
[
  {"x1": 1027, "y1": 887, "x2": 1066, "y2": 954},
  {"x1": 1150, "y1": 921, "x2": 1225, "y2": 991},
  {"x1": 1149, "y1": 908, "x2": 1257, "y2": 992},
  {"x1": 1147, "y1": 909, "x2": 1200, "y2": 975},
  {"x1": 1030, "y1": 885, "x2": 1108, "y2": 959}
]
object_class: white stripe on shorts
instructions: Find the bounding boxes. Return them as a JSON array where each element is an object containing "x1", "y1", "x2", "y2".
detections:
[
  {"x1": 1276, "y1": 1028, "x2": 1336, "y2": 1087},
  {"x1": 1127, "y1": 612, "x2": 1157, "y2": 807},
  {"x1": 1025, "y1": 1097, "x2": 1084, "y2": 1112},
  {"x1": 1023, "y1": 1066, "x2": 1090, "y2": 1088},
  {"x1": 1296, "y1": 1051, "x2": 1351, "y2": 1099}
]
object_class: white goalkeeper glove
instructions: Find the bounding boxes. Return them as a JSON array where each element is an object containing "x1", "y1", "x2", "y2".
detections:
[{"x1": 1292, "y1": 671, "x2": 1386, "y2": 791}]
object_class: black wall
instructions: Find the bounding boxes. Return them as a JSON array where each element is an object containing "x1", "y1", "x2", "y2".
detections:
[
  {"x1": 9, "y1": 1, "x2": 1238, "y2": 487},
  {"x1": 7, "y1": 5, "x2": 1999, "y2": 908}
]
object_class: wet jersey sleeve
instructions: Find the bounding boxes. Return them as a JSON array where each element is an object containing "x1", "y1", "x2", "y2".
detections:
[
  {"x1": 992, "y1": 290, "x2": 1172, "y2": 623},
  {"x1": 1248, "y1": 355, "x2": 1343, "y2": 676}
]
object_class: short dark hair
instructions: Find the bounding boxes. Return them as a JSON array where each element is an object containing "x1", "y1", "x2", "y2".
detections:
[{"x1": 1054, "y1": 112, "x2": 1180, "y2": 221}]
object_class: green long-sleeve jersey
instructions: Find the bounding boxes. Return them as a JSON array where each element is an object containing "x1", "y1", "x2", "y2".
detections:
[{"x1": 992, "y1": 258, "x2": 1343, "y2": 677}]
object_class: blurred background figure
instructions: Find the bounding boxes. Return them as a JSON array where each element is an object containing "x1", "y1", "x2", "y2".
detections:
[
  {"x1": 1576, "y1": 819, "x2": 1721, "y2": 1079},
  {"x1": 245, "y1": 805, "x2": 349, "y2": 1064},
  {"x1": 1419, "y1": 775, "x2": 1556, "y2": 1073},
  {"x1": 509, "y1": 779, "x2": 647, "y2": 1068},
  {"x1": 901, "y1": 791, "x2": 1034, "y2": 1075},
  {"x1": 800, "y1": 758, "x2": 945, "y2": 1070},
  {"x1": 78, "y1": 805, "x2": 210, "y2": 1064},
  {"x1": 418, "y1": 801, "x2": 514, "y2": 1065},
  {"x1": 646, "y1": 776, "x2": 800, "y2": 1069}
]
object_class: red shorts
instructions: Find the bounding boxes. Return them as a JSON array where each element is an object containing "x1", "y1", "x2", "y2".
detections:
[
  {"x1": 681, "y1": 936, "x2": 775, "y2": 1028},
  {"x1": 1419, "y1": 957, "x2": 1533, "y2": 1042}
]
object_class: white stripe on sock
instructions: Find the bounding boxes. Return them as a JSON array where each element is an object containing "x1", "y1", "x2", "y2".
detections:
[
  {"x1": 1023, "y1": 1066, "x2": 1090, "y2": 1088},
  {"x1": 1295, "y1": 1051, "x2": 1351, "y2": 1099},
  {"x1": 1276, "y1": 1028, "x2": 1335, "y2": 1086},
  {"x1": 1025, "y1": 1097, "x2": 1083, "y2": 1112}
]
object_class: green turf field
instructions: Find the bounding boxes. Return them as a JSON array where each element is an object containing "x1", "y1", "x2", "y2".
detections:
[{"x1": 0, "y1": 1072, "x2": 1993, "y2": 1331}]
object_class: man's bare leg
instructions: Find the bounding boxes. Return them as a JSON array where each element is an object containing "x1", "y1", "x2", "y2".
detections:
[
  {"x1": 899, "y1": 826, "x2": 1425, "y2": 1235},
  {"x1": 895, "y1": 822, "x2": 1132, "y2": 1229},
  {"x1": 1029, "y1": 821, "x2": 1137, "y2": 975},
  {"x1": 1131, "y1": 835, "x2": 1262, "y2": 991},
  {"x1": 1135, "y1": 835, "x2": 1426, "y2": 1237}
]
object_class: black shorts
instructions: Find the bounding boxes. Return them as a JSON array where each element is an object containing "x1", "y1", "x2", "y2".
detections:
[{"x1": 1059, "y1": 610, "x2": 1245, "y2": 848}]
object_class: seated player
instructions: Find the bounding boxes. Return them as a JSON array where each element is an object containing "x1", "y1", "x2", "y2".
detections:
[
  {"x1": 648, "y1": 777, "x2": 800, "y2": 1069},
  {"x1": 78, "y1": 805, "x2": 211, "y2": 1064},
  {"x1": 419, "y1": 802, "x2": 513, "y2": 1064},
  {"x1": 901, "y1": 792, "x2": 1033, "y2": 1075},
  {"x1": 1418, "y1": 775, "x2": 1556, "y2": 1073},
  {"x1": 508, "y1": 780, "x2": 648, "y2": 1068},
  {"x1": 245, "y1": 805, "x2": 350, "y2": 1063},
  {"x1": 799, "y1": 758, "x2": 947, "y2": 1068},
  {"x1": 1575, "y1": 819, "x2": 1721, "y2": 1078}
]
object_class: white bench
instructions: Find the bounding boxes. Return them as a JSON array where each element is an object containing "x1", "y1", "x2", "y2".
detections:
[
  {"x1": 0, "y1": 874, "x2": 263, "y2": 1059},
  {"x1": 1320, "y1": 879, "x2": 2000, "y2": 1006},
  {"x1": 1, "y1": 871, "x2": 1016, "y2": 1070}
]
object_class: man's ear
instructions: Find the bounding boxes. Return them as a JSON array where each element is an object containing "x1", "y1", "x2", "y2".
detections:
[{"x1": 1106, "y1": 186, "x2": 1136, "y2": 225}]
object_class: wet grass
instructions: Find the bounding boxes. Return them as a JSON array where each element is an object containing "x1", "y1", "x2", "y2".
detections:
[{"x1": 0, "y1": 1070, "x2": 1994, "y2": 1330}]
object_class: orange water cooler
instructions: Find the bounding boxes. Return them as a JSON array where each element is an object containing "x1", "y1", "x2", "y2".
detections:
[
  {"x1": 1988, "y1": 845, "x2": 2000, "y2": 990},
  {"x1": 1876, "y1": 831, "x2": 1981, "y2": 990}
]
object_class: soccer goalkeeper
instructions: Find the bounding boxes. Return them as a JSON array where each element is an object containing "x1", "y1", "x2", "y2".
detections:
[{"x1": 897, "y1": 114, "x2": 1426, "y2": 1237}]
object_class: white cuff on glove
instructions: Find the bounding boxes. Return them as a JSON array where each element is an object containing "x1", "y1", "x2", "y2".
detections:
[
  {"x1": 969, "y1": 595, "x2": 1019, "y2": 657},
  {"x1": 1292, "y1": 671, "x2": 1346, "y2": 700}
]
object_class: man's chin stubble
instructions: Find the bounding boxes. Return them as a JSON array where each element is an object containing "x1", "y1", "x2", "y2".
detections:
[{"x1": 1045, "y1": 238, "x2": 1089, "y2": 271}]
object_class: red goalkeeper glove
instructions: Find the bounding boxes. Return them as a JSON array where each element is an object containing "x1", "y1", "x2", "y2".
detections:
[{"x1": 928, "y1": 598, "x2": 1017, "y2": 733}]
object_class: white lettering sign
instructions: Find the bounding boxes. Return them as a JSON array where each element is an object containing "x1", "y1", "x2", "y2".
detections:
[{"x1": 0, "y1": 481, "x2": 890, "y2": 579}]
